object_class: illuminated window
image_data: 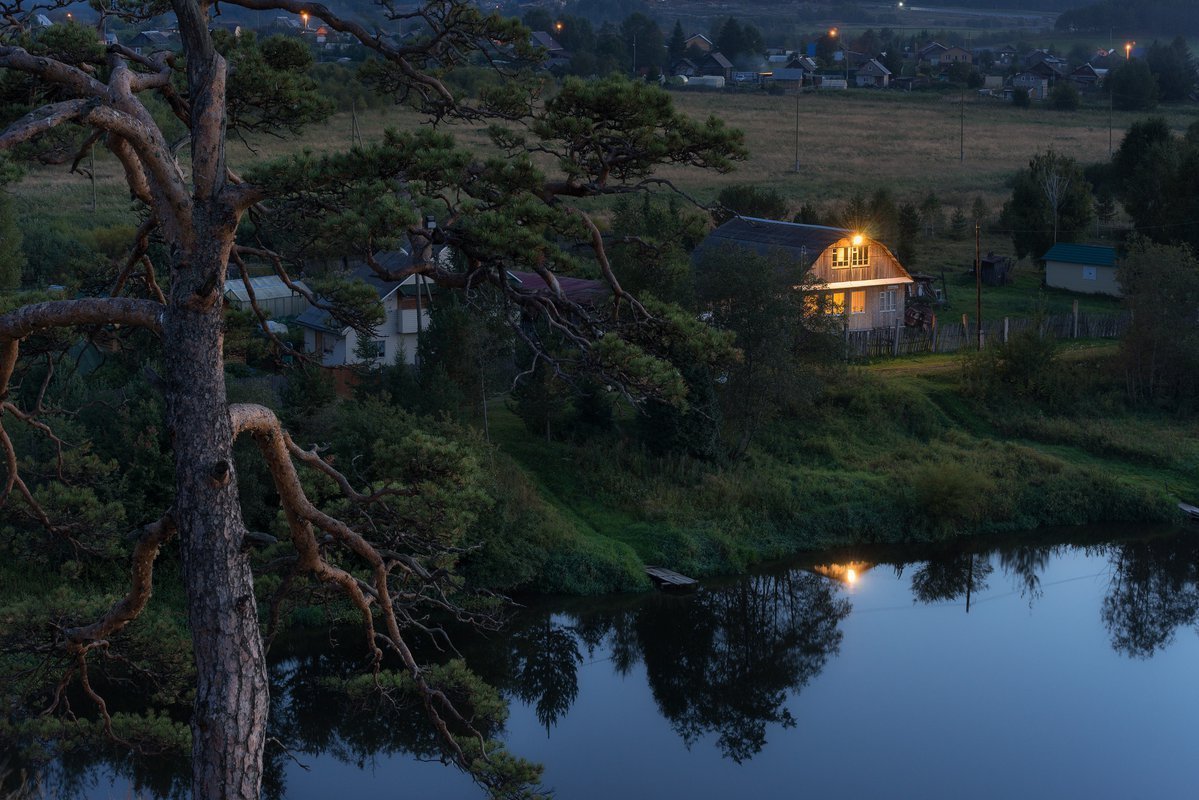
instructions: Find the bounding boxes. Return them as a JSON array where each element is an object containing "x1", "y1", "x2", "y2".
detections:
[
  {"x1": 831, "y1": 244, "x2": 870, "y2": 268},
  {"x1": 829, "y1": 292, "x2": 846, "y2": 315},
  {"x1": 803, "y1": 295, "x2": 820, "y2": 315},
  {"x1": 879, "y1": 288, "x2": 897, "y2": 312},
  {"x1": 850, "y1": 291, "x2": 865, "y2": 314}
]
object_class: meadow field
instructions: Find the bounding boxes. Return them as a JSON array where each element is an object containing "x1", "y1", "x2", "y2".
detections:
[{"x1": 15, "y1": 85, "x2": 1199, "y2": 283}]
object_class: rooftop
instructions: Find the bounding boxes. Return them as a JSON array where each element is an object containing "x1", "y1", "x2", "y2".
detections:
[{"x1": 1042, "y1": 243, "x2": 1116, "y2": 267}]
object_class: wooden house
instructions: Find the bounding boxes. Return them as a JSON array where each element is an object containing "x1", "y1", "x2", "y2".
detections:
[
  {"x1": 695, "y1": 217, "x2": 915, "y2": 332},
  {"x1": 1011, "y1": 71, "x2": 1049, "y2": 100},
  {"x1": 1042, "y1": 243, "x2": 1119, "y2": 296},
  {"x1": 698, "y1": 52, "x2": 734, "y2": 82},
  {"x1": 684, "y1": 33, "x2": 713, "y2": 54},
  {"x1": 1069, "y1": 63, "x2": 1107, "y2": 90},
  {"x1": 941, "y1": 46, "x2": 973, "y2": 65},
  {"x1": 295, "y1": 255, "x2": 438, "y2": 367},
  {"x1": 855, "y1": 58, "x2": 892, "y2": 88},
  {"x1": 918, "y1": 42, "x2": 948, "y2": 65}
]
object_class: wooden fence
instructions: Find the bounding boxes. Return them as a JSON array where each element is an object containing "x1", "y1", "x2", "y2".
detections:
[{"x1": 844, "y1": 307, "x2": 1131, "y2": 360}]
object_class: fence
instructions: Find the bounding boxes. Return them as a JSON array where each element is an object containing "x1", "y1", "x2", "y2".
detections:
[{"x1": 844, "y1": 307, "x2": 1131, "y2": 360}]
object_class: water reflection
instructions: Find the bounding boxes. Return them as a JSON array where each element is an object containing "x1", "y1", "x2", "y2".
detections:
[
  {"x1": 12, "y1": 527, "x2": 1199, "y2": 799},
  {"x1": 1102, "y1": 534, "x2": 1199, "y2": 658}
]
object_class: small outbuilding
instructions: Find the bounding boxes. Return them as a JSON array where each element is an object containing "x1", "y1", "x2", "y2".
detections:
[
  {"x1": 1042, "y1": 243, "x2": 1119, "y2": 296},
  {"x1": 224, "y1": 275, "x2": 312, "y2": 318}
]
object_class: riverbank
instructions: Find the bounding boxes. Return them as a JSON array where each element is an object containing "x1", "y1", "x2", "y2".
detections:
[{"x1": 463, "y1": 343, "x2": 1197, "y2": 595}]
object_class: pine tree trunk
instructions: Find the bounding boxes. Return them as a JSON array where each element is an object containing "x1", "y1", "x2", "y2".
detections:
[{"x1": 165, "y1": 227, "x2": 268, "y2": 800}]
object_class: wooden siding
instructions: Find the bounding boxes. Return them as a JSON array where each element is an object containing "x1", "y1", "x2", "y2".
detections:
[
  {"x1": 809, "y1": 237, "x2": 910, "y2": 285},
  {"x1": 806, "y1": 237, "x2": 914, "y2": 331}
]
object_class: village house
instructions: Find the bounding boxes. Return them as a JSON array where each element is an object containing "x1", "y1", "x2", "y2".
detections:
[
  {"x1": 126, "y1": 30, "x2": 179, "y2": 54},
  {"x1": 1042, "y1": 243, "x2": 1120, "y2": 297},
  {"x1": 1068, "y1": 63, "x2": 1108, "y2": 91},
  {"x1": 855, "y1": 58, "x2": 892, "y2": 88},
  {"x1": 684, "y1": 33, "x2": 713, "y2": 54},
  {"x1": 941, "y1": 45, "x2": 973, "y2": 65},
  {"x1": 295, "y1": 256, "x2": 437, "y2": 367},
  {"x1": 697, "y1": 51, "x2": 734, "y2": 82},
  {"x1": 918, "y1": 42, "x2": 948, "y2": 66},
  {"x1": 1010, "y1": 71, "x2": 1050, "y2": 100},
  {"x1": 695, "y1": 217, "x2": 915, "y2": 332}
]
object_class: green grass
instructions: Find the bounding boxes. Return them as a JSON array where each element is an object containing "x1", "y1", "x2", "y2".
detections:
[{"x1": 479, "y1": 346, "x2": 1195, "y2": 593}]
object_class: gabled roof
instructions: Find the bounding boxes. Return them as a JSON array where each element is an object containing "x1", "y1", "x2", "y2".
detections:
[
  {"x1": 859, "y1": 58, "x2": 892, "y2": 76},
  {"x1": 1042, "y1": 243, "x2": 1116, "y2": 267},
  {"x1": 530, "y1": 31, "x2": 563, "y2": 52},
  {"x1": 294, "y1": 255, "x2": 410, "y2": 334},
  {"x1": 703, "y1": 51, "x2": 733, "y2": 69},
  {"x1": 696, "y1": 217, "x2": 854, "y2": 263},
  {"x1": 685, "y1": 33, "x2": 713, "y2": 45},
  {"x1": 919, "y1": 42, "x2": 948, "y2": 57},
  {"x1": 508, "y1": 271, "x2": 608, "y2": 305}
]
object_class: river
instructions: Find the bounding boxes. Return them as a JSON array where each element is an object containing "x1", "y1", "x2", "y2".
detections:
[{"x1": 34, "y1": 526, "x2": 1199, "y2": 799}]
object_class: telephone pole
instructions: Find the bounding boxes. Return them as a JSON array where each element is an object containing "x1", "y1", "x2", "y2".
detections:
[{"x1": 975, "y1": 222, "x2": 982, "y2": 350}]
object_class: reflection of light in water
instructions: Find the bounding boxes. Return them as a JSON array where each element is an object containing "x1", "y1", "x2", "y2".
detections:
[{"x1": 809, "y1": 561, "x2": 872, "y2": 587}]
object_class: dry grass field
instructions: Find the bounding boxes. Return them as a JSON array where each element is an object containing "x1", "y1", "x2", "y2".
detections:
[{"x1": 14, "y1": 86, "x2": 1199, "y2": 279}]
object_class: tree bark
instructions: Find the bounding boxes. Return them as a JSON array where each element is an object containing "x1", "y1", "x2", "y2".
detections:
[{"x1": 165, "y1": 217, "x2": 268, "y2": 800}]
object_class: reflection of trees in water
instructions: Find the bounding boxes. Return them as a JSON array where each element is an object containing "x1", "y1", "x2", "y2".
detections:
[
  {"x1": 906, "y1": 553, "x2": 994, "y2": 606},
  {"x1": 998, "y1": 544, "x2": 1055, "y2": 603},
  {"x1": 637, "y1": 572, "x2": 850, "y2": 762},
  {"x1": 1102, "y1": 535, "x2": 1199, "y2": 659},
  {"x1": 505, "y1": 617, "x2": 582, "y2": 733},
  {"x1": 563, "y1": 571, "x2": 851, "y2": 763}
]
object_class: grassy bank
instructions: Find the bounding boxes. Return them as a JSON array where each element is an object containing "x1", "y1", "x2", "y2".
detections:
[{"x1": 469, "y1": 346, "x2": 1196, "y2": 595}]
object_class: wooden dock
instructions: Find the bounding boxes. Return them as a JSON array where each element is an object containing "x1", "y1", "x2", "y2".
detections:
[
  {"x1": 645, "y1": 566, "x2": 699, "y2": 591},
  {"x1": 1180, "y1": 502, "x2": 1199, "y2": 522}
]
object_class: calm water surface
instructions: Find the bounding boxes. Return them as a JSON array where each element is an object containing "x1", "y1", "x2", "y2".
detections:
[{"x1": 72, "y1": 528, "x2": 1199, "y2": 798}]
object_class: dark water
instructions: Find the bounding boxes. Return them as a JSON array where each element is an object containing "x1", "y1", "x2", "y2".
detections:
[{"x1": 50, "y1": 527, "x2": 1199, "y2": 799}]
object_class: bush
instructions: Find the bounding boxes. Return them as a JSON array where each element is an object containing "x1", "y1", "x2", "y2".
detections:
[
  {"x1": 1050, "y1": 82, "x2": 1080, "y2": 111},
  {"x1": 1011, "y1": 87, "x2": 1031, "y2": 108}
]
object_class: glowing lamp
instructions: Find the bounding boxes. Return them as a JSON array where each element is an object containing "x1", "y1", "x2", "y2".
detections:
[
  {"x1": 852, "y1": 234, "x2": 863, "y2": 246},
  {"x1": 846, "y1": 568, "x2": 858, "y2": 585}
]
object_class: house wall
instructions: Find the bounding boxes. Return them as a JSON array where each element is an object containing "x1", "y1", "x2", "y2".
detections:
[
  {"x1": 1044, "y1": 260, "x2": 1121, "y2": 296},
  {"x1": 815, "y1": 284, "x2": 908, "y2": 331},
  {"x1": 808, "y1": 237, "x2": 911, "y2": 331}
]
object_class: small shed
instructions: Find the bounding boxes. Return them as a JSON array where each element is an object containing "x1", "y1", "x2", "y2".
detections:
[
  {"x1": 224, "y1": 275, "x2": 312, "y2": 318},
  {"x1": 1042, "y1": 243, "x2": 1119, "y2": 296},
  {"x1": 977, "y1": 252, "x2": 1013, "y2": 286}
]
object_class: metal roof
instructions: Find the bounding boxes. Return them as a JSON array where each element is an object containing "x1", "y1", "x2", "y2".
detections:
[
  {"x1": 224, "y1": 275, "x2": 309, "y2": 303},
  {"x1": 1041, "y1": 243, "x2": 1116, "y2": 267},
  {"x1": 696, "y1": 216, "x2": 853, "y2": 263}
]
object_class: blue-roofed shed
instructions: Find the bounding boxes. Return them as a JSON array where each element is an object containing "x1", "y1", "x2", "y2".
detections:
[{"x1": 1042, "y1": 243, "x2": 1119, "y2": 296}]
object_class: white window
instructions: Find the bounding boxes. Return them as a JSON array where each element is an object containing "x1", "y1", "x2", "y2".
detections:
[
  {"x1": 1082, "y1": 266, "x2": 1097, "y2": 281},
  {"x1": 366, "y1": 340, "x2": 386, "y2": 360},
  {"x1": 832, "y1": 245, "x2": 870, "y2": 268},
  {"x1": 879, "y1": 288, "x2": 897, "y2": 313}
]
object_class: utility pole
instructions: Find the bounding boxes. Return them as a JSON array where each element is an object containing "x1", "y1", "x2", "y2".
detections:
[
  {"x1": 793, "y1": 89, "x2": 801, "y2": 172},
  {"x1": 351, "y1": 100, "x2": 363, "y2": 148},
  {"x1": 975, "y1": 222, "x2": 982, "y2": 350},
  {"x1": 632, "y1": 33, "x2": 637, "y2": 78},
  {"x1": 960, "y1": 91, "x2": 965, "y2": 163}
]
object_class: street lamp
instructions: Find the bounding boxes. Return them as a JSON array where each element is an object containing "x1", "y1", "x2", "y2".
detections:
[
  {"x1": 1124, "y1": 41, "x2": 1133, "y2": 60},
  {"x1": 301, "y1": 11, "x2": 309, "y2": 29},
  {"x1": 830, "y1": 28, "x2": 848, "y2": 84},
  {"x1": 554, "y1": 21, "x2": 563, "y2": 34}
]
